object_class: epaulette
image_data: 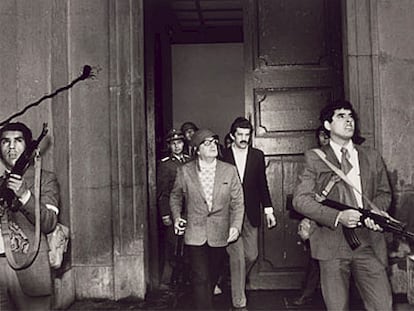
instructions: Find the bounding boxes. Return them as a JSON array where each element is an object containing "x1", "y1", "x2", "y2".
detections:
[{"x1": 161, "y1": 156, "x2": 170, "y2": 162}]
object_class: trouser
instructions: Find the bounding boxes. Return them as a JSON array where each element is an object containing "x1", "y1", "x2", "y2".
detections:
[
  {"x1": 301, "y1": 257, "x2": 320, "y2": 298},
  {"x1": 0, "y1": 256, "x2": 51, "y2": 311},
  {"x1": 226, "y1": 217, "x2": 258, "y2": 308},
  {"x1": 319, "y1": 245, "x2": 392, "y2": 311},
  {"x1": 187, "y1": 243, "x2": 226, "y2": 310}
]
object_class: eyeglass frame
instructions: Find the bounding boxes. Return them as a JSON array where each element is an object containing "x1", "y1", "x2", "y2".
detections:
[{"x1": 201, "y1": 137, "x2": 219, "y2": 146}]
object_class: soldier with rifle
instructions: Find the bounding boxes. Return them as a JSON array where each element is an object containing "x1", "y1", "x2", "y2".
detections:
[
  {"x1": 0, "y1": 122, "x2": 60, "y2": 310},
  {"x1": 157, "y1": 129, "x2": 191, "y2": 290},
  {"x1": 293, "y1": 100, "x2": 393, "y2": 311}
]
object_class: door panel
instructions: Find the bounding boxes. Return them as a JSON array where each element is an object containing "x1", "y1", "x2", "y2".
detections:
[{"x1": 244, "y1": 0, "x2": 343, "y2": 289}]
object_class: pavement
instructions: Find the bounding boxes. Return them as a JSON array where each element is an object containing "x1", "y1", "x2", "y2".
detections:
[{"x1": 67, "y1": 285, "x2": 413, "y2": 310}]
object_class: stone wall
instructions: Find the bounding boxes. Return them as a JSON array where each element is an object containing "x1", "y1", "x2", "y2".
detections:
[{"x1": 377, "y1": 1, "x2": 414, "y2": 213}]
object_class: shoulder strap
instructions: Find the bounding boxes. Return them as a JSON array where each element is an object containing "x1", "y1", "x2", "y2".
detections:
[
  {"x1": 2, "y1": 150, "x2": 41, "y2": 270},
  {"x1": 312, "y1": 148, "x2": 380, "y2": 213}
]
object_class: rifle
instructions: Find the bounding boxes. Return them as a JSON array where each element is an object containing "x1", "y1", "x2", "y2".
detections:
[
  {"x1": 0, "y1": 123, "x2": 48, "y2": 212},
  {"x1": 322, "y1": 198, "x2": 414, "y2": 240}
]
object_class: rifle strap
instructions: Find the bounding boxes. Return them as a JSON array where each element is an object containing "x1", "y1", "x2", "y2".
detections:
[
  {"x1": 1, "y1": 150, "x2": 41, "y2": 270},
  {"x1": 312, "y1": 148, "x2": 381, "y2": 213}
]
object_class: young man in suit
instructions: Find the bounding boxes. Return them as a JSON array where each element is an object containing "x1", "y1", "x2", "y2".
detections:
[
  {"x1": 170, "y1": 128, "x2": 245, "y2": 310},
  {"x1": 222, "y1": 117, "x2": 277, "y2": 310},
  {"x1": 293, "y1": 100, "x2": 392, "y2": 310},
  {"x1": 0, "y1": 122, "x2": 60, "y2": 310}
]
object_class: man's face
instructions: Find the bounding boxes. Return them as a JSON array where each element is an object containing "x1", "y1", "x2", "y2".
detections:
[
  {"x1": 169, "y1": 139, "x2": 184, "y2": 156},
  {"x1": 197, "y1": 136, "x2": 218, "y2": 160},
  {"x1": 184, "y1": 129, "x2": 195, "y2": 142},
  {"x1": 318, "y1": 130, "x2": 330, "y2": 147},
  {"x1": 231, "y1": 127, "x2": 251, "y2": 149},
  {"x1": 0, "y1": 130, "x2": 26, "y2": 169},
  {"x1": 324, "y1": 108, "x2": 354, "y2": 144}
]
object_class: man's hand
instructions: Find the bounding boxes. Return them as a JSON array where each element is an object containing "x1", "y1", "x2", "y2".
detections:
[
  {"x1": 7, "y1": 174, "x2": 29, "y2": 199},
  {"x1": 162, "y1": 215, "x2": 172, "y2": 226},
  {"x1": 227, "y1": 227, "x2": 239, "y2": 243},
  {"x1": 174, "y1": 217, "x2": 187, "y2": 235},
  {"x1": 363, "y1": 217, "x2": 383, "y2": 231},
  {"x1": 265, "y1": 213, "x2": 277, "y2": 228},
  {"x1": 338, "y1": 209, "x2": 362, "y2": 228}
]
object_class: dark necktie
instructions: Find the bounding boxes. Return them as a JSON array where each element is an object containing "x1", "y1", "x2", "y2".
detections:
[{"x1": 341, "y1": 147, "x2": 353, "y2": 175}]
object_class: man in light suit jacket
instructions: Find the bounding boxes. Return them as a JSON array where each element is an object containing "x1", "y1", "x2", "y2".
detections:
[
  {"x1": 293, "y1": 100, "x2": 392, "y2": 310},
  {"x1": 170, "y1": 128, "x2": 245, "y2": 310},
  {"x1": 222, "y1": 117, "x2": 277, "y2": 310},
  {"x1": 0, "y1": 122, "x2": 59, "y2": 310}
]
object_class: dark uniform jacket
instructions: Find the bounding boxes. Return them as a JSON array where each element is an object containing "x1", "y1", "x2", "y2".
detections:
[
  {"x1": 157, "y1": 154, "x2": 191, "y2": 218},
  {"x1": 222, "y1": 147, "x2": 272, "y2": 227}
]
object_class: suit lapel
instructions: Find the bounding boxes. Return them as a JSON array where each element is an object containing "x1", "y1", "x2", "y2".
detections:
[
  {"x1": 212, "y1": 161, "x2": 225, "y2": 211},
  {"x1": 226, "y1": 148, "x2": 236, "y2": 166},
  {"x1": 355, "y1": 145, "x2": 368, "y2": 195},
  {"x1": 242, "y1": 147, "x2": 252, "y2": 185},
  {"x1": 187, "y1": 160, "x2": 207, "y2": 203},
  {"x1": 321, "y1": 145, "x2": 340, "y2": 167}
]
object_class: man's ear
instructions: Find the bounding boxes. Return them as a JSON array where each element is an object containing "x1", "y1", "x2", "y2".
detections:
[
  {"x1": 323, "y1": 120, "x2": 331, "y2": 132},
  {"x1": 230, "y1": 133, "x2": 235, "y2": 140}
]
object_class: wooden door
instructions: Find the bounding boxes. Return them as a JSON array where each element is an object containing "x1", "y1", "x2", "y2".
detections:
[{"x1": 244, "y1": 0, "x2": 344, "y2": 289}]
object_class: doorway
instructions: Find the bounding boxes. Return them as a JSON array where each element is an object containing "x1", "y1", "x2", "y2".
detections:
[{"x1": 146, "y1": 0, "x2": 344, "y2": 290}]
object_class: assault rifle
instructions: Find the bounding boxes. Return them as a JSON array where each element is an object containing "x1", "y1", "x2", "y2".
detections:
[
  {"x1": 322, "y1": 198, "x2": 414, "y2": 241},
  {"x1": 0, "y1": 123, "x2": 48, "y2": 211}
]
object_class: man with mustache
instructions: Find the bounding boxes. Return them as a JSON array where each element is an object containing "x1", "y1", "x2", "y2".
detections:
[
  {"x1": 293, "y1": 100, "x2": 392, "y2": 310},
  {"x1": 0, "y1": 122, "x2": 60, "y2": 310},
  {"x1": 222, "y1": 117, "x2": 277, "y2": 310}
]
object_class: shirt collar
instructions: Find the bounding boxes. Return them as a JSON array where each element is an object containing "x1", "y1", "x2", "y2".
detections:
[
  {"x1": 172, "y1": 154, "x2": 183, "y2": 161},
  {"x1": 231, "y1": 144, "x2": 248, "y2": 155},
  {"x1": 198, "y1": 158, "x2": 217, "y2": 169},
  {"x1": 329, "y1": 139, "x2": 354, "y2": 160}
]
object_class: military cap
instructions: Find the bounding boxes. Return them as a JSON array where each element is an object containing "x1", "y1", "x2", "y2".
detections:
[{"x1": 165, "y1": 129, "x2": 184, "y2": 142}]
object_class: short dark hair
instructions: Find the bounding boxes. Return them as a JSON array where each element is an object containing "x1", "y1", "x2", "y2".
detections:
[
  {"x1": 316, "y1": 125, "x2": 329, "y2": 138},
  {"x1": 230, "y1": 117, "x2": 253, "y2": 135},
  {"x1": 319, "y1": 100, "x2": 366, "y2": 145},
  {"x1": 0, "y1": 122, "x2": 33, "y2": 145},
  {"x1": 319, "y1": 100, "x2": 357, "y2": 124}
]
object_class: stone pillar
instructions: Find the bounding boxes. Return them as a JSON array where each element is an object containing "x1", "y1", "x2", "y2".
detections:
[
  {"x1": 342, "y1": 0, "x2": 381, "y2": 149},
  {"x1": 108, "y1": 0, "x2": 147, "y2": 300},
  {"x1": 0, "y1": 0, "x2": 148, "y2": 304}
]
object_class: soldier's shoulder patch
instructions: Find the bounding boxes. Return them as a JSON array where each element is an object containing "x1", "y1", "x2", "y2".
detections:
[{"x1": 161, "y1": 156, "x2": 170, "y2": 162}]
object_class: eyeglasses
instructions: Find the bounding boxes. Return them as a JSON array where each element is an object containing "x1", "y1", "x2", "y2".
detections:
[{"x1": 201, "y1": 138, "x2": 218, "y2": 146}]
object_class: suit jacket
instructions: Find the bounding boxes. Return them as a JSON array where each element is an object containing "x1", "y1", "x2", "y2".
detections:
[
  {"x1": 157, "y1": 154, "x2": 191, "y2": 218},
  {"x1": 3, "y1": 166, "x2": 59, "y2": 296},
  {"x1": 170, "y1": 159, "x2": 245, "y2": 247},
  {"x1": 222, "y1": 147, "x2": 272, "y2": 227},
  {"x1": 292, "y1": 144, "x2": 391, "y2": 266}
]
